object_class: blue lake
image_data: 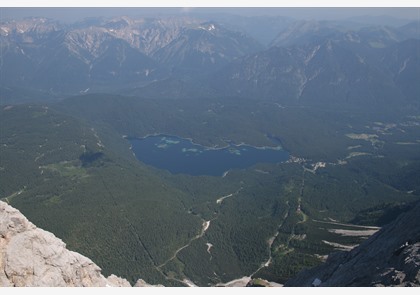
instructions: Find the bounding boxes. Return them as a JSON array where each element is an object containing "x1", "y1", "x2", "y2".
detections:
[{"x1": 129, "y1": 135, "x2": 289, "y2": 176}]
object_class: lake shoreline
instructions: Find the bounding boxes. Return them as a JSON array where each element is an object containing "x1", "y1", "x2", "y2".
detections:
[
  {"x1": 127, "y1": 134, "x2": 290, "y2": 176},
  {"x1": 124, "y1": 133, "x2": 285, "y2": 151}
]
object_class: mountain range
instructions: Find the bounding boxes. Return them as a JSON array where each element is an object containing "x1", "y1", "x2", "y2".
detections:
[
  {"x1": 1, "y1": 16, "x2": 419, "y2": 110},
  {"x1": 0, "y1": 16, "x2": 261, "y2": 94}
]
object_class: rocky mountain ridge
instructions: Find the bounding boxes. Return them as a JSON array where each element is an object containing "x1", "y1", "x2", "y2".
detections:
[
  {"x1": 1, "y1": 15, "x2": 418, "y2": 106},
  {"x1": 269, "y1": 19, "x2": 420, "y2": 48},
  {"x1": 0, "y1": 200, "x2": 154, "y2": 287},
  {"x1": 209, "y1": 37, "x2": 419, "y2": 110},
  {"x1": 0, "y1": 16, "x2": 262, "y2": 93}
]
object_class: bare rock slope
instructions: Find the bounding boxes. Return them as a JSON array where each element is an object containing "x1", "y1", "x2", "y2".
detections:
[
  {"x1": 0, "y1": 200, "x2": 131, "y2": 287},
  {"x1": 285, "y1": 201, "x2": 420, "y2": 287}
]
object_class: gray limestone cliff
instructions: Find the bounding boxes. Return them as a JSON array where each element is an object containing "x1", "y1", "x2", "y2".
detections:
[
  {"x1": 285, "y1": 201, "x2": 420, "y2": 287},
  {"x1": 0, "y1": 200, "x2": 132, "y2": 287}
]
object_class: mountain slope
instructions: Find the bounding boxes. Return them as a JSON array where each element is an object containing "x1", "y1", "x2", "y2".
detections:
[
  {"x1": 285, "y1": 201, "x2": 420, "y2": 286},
  {"x1": 209, "y1": 37, "x2": 419, "y2": 111},
  {"x1": 270, "y1": 19, "x2": 419, "y2": 48},
  {"x1": 152, "y1": 22, "x2": 262, "y2": 76}
]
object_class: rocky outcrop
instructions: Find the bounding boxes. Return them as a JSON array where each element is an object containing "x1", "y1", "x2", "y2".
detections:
[
  {"x1": 285, "y1": 201, "x2": 420, "y2": 287},
  {"x1": 134, "y1": 279, "x2": 164, "y2": 287},
  {"x1": 0, "y1": 201, "x2": 131, "y2": 287}
]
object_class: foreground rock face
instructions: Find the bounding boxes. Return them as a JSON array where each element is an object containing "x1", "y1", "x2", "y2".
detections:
[
  {"x1": 285, "y1": 201, "x2": 420, "y2": 287},
  {"x1": 0, "y1": 201, "x2": 131, "y2": 287}
]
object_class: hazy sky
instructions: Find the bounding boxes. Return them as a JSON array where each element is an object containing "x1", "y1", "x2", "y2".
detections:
[
  {"x1": 1, "y1": 7, "x2": 419, "y2": 22},
  {"x1": 1, "y1": 0, "x2": 419, "y2": 24}
]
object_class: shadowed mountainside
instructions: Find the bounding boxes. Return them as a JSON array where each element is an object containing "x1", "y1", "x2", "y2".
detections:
[{"x1": 285, "y1": 201, "x2": 420, "y2": 287}]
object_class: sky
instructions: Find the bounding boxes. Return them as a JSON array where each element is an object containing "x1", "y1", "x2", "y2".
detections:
[
  {"x1": 1, "y1": 1, "x2": 419, "y2": 23},
  {"x1": 1, "y1": 7, "x2": 419, "y2": 24}
]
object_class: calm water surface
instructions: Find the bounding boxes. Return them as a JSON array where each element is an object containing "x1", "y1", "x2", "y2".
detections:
[{"x1": 129, "y1": 135, "x2": 289, "y2": 176}]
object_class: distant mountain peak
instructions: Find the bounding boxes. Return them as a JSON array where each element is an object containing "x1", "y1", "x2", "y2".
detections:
[{"x1": 197, "y1": 22, "x2": 218, "y2": 32}]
